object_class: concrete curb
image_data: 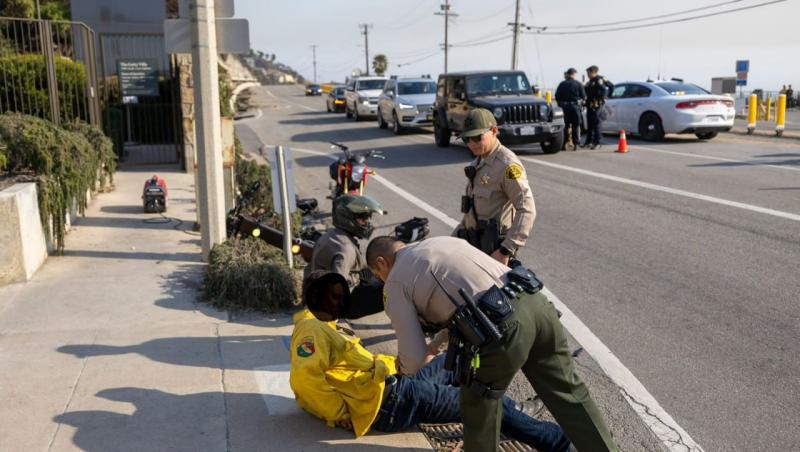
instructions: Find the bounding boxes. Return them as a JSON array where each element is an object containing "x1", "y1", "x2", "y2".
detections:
[
  {"x1": 0, "y1": 183, "x2": 47, "y2": 286},
  {"x1": 727, "y1": 127, "x2": 800, "y2": 141}
]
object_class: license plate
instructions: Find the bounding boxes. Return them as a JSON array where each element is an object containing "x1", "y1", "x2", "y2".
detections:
[
  {"x1": 519, "y1": 125, "x2": 538, "y2": 135},
  {"x1": 705, "y1": 116, "x2": 722, "y2": 122}
]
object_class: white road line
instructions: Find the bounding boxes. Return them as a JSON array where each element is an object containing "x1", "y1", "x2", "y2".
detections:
[
  {"x1": 519, "y1": 157, "x2": 800, "y2": 223},
  {"x1": 286, "y1": 145, "x2": 703, "y2": 451},
  {"x1": 265, "y1": 89, "x2": 315, "y2": 112},
  {"x1": 631, "y1": 144, "x2": 800, "y2": 173}
]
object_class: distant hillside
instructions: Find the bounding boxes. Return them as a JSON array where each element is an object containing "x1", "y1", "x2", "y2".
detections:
[{"x1": 241, "y1": 50, "x2": 306, "y2": 85}]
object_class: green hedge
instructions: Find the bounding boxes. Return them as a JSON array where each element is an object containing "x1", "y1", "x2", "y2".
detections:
[
  {"x1": 204, "y1": 237, "x2": 298, "y2": 311},
  {"x1": 0, "y1": 113, "x2": 116, "y2": 253},
  {"x1": 0, "y1": 54, "x2": 88, "y2": 124}
]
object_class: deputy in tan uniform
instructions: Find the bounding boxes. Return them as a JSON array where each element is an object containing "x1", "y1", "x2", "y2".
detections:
[
  {"x1": 455, "y1": 108, "x2": 536, "y2": 266},
  {"x1": 367, "y1": 235, "x2": 617, "y2": 452},
  {"x1": 305, "y1": 195, "x2": 385, "y2": 319}
]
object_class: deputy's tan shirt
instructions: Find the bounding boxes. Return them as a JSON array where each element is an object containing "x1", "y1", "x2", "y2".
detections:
[
  {"x1": 308, "y1": 228, "x2": 364, "y2": 288},
  {"x1": 383, "y1": 236, "x2": 511, "y2": 375},
  {"x1": 457, "y1": 142, "x2": 536, "y2": 253}
]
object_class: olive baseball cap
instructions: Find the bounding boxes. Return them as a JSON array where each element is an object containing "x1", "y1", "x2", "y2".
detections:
[{"x1": 461, "y1": 108, "x2": 497, "y2": 138}]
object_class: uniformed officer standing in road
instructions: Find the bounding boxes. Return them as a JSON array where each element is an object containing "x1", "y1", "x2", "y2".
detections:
[
  {"x1": 366, "y1": 236, "x2": 618, "y2": 452},
  {"x1": 555, "y1": 68, "x2": 586, "y2": 151},
  {"x1": 454, "y1": 108, "x2": 536, "y2": 266},
  {"x1": 583, "y1": 65, "x2": 614, "y2": 149},
  {"x1": 305, "y1": 195, "x2": 385, "y2": 319}
]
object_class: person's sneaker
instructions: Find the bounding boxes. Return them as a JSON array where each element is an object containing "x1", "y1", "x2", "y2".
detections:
[{"x1": 517, "y1": 397, "x2": 545, "y2": 418}]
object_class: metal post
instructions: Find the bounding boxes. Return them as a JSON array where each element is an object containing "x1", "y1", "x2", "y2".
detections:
[
  {"x1": 776, "y1": 94, "x2": 787, "y2": 137},
  {"x1": 39, "y1": 20, "x2": 61, "y2": 126},
  {"x1": 510, "y1": 0, "x2": 522, "y2": 69},
  {"x1": 747, "y1": 94, "x2": 757, "y2": 134},
  {"x1": 191, "y1": 0, "x2": 227, "y2": 260},
  {"x1": 275, "y1": 146, "x2": 294, "y2": 269}
]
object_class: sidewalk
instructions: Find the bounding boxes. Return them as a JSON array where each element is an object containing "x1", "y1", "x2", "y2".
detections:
[
  {"x1": 730, "y1": 107, "x2": 800, "y2": 139},
  {"x1": 0, "y1": 165, "x2": 429, "y2": 452}
]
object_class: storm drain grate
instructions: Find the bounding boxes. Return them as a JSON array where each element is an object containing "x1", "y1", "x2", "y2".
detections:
[{"x1": 418, "y1": 423, "x2": 535, "y2": 451}]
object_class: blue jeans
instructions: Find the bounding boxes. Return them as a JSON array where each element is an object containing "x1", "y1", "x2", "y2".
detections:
[{"x1": 372, "y1": 355, "x2": 571, "y2": 452}]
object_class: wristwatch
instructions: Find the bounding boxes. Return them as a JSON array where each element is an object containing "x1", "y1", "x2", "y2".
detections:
[{"x1": 498, "y1": 245, "x2": 513, "y2": 257}]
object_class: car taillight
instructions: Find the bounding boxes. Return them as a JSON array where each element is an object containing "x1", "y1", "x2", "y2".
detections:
[{"x1": 676, "y1": 100, "x2": 730, "y2": 109}]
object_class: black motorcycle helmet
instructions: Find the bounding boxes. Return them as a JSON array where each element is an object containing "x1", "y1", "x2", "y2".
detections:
[{"x1": 333, "y1": 195, "x2": 384, "y2": 239}]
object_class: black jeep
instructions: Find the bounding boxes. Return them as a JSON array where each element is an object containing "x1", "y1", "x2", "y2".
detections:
[{"x1": 433, "y1": 70, "x2": 564, "y2": 153}]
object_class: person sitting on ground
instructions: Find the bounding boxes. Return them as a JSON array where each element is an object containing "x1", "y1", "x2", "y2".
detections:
[
  {"x1": 303, "y1": 195, "x2": 386, "y2": 319},
  {"x1": 288, "y1": 271, "x2": 572, "y2": 452}
]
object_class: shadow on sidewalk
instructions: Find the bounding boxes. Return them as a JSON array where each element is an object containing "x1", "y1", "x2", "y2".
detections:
[
  {"x1": 53, "y1": 387, "x2": 416, "y2": 451},
  {"x1": 62, "y1": 249, "x2": 200, "y2": 263},
  {"x1": 57, "y1": 334, "x2": 289, "y2": 370}
]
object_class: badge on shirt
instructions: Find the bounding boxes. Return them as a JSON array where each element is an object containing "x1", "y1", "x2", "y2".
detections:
[
  {"x1": 505, "y1": 164, "x2": 523, "y2": 180},
  {"x1": 296, "y1": 336, "x2": 315, "y2": 357},
  {"x1": 479, "y1": 174, "x2": 491, "y2": 185}
]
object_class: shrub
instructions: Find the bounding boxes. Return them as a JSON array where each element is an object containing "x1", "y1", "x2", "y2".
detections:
[
  {"x1": 0, "y1": 54, "x2": 88, "y2": 124},
  {"x1": 0, "y1": 113, "x2": 116, "y2": 252},
  {"x1": 204, "y1": 237, "x2": 298, "y2": 312},
  {"x1": 63, "y1": 120, "x2": 117, "y2": 188}
]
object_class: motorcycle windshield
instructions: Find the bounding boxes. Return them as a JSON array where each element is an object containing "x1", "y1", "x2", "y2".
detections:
[{"x1": 351, "y1": 164, "x2": 366, "y2": 183}]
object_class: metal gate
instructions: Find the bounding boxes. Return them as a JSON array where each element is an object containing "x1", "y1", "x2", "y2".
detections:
[
  {"x1": 99, "y1": 33, "x2": 183, "y2": 164},
  {"x1": 0, "y1": 17, "x2": 101, "y2": 126}
]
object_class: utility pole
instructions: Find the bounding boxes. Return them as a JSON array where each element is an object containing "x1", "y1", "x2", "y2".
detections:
[
  {"x1": 359, "y1": 24, "x2": 372, "y2": 75},
  {"x1": 310, "y1": 44, "x2": 318, "y2": 83},
  {"x1": 509, "y1": 0, "x2": 525, "y2": 70},
  {"x1": 190, "y1": 0, "x2": 226, "y2": 260},
  {"x1": 434, "y1": 1, "x2": 457, "y2": 73}
]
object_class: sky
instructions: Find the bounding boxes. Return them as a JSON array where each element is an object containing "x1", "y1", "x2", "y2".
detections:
[{"x1": 237, "y1": 0, "x2": 799, "y2": 93}]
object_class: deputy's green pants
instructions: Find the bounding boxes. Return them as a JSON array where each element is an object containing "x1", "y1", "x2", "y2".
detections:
[{"x1": 459, "y1": 291, "x2": 618, "y2": 451}]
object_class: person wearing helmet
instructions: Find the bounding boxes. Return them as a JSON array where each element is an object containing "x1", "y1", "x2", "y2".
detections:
[{"x1": 303, "y1": 195, "x2": 386, "y2": 319}]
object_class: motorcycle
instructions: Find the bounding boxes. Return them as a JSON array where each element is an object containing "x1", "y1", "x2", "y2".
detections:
[
  {"x1": 328, "y1": 141, "x2": 384, "y2": 203},
  {"x1": 226, "y1": 181, "x2": 315, "y2": 262}
]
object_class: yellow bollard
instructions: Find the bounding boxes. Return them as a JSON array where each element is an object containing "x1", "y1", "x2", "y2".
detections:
[
  {"x1": 765, "y1": 97, "x2": 772, "y2": 122},
  {"x1": 776, "y1": 94, "x2": 787, "y2": 137},
  {"x1": 545, "y1": 90, "x2": 552, "y2": 104},
  {"x1": 747, "y1": 94, "x2": 757, "y2": 134}
]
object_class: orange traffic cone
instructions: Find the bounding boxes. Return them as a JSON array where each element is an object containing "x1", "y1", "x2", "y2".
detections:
[{"x1": 616, "y1": 130, "x2": 628, "y2": 153}]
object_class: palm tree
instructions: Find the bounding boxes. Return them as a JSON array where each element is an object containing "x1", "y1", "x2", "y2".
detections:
[{"x1": 372, "y1": 54, "x2": 388, "y2": 76}]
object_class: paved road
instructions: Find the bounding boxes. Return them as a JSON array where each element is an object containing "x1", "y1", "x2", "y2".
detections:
[{"x1": 237, "y1": 85, "x2": 800, "y2": 451}]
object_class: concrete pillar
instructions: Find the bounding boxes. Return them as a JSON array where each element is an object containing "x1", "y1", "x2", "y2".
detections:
[{"x1": 190, "y1": 0, "x2": 227, "y2": 260}]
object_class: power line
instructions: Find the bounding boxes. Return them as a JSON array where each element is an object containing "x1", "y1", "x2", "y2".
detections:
[
  {"x1": 450, "y1": 34, "x2": 513, "y2": 48},
  {"x1": 546, "y1": 0, "x2": 745, "y2": 30},
  {"x1": 397, "y1": 50, "x2": 443, "y2": 67},
  {"x1": 525, "y1": 0, "x2": 787, "y2": 35},
  {"x1": 454, "y1": 0, "x2": 516, "y2": 24},
  {"x1": 382, "y1": 0, "x2": 434, "y2": 31}
]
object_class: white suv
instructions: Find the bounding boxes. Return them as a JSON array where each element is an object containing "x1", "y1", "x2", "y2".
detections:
[
  {"x1": 377, "y1": 77, "x2": 437, "y2": 134},
  {"x1": 345, "y1": 76, "x2": 388, "y2": 121}
]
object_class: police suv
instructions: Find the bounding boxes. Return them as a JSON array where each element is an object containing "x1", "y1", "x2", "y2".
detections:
[{"x1": 433, "y1": 70, "x2": 564, "y2": 153}]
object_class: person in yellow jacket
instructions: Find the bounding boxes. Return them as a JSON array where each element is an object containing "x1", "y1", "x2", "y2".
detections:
[{"x1": 289, "y1": 271, "x2": 571, "y2": 451}]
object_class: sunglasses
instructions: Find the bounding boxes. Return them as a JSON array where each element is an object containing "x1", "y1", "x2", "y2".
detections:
[{"x1": 461, "y1": 133, "x2": 485, "y2": 144}]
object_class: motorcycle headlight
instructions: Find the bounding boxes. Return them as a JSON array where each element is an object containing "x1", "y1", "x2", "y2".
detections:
[
  {"x1": 399, "y1": 103, "x2": 415, "y2": 110},
  {"x1": 351, "y1": 165, "x2": 366, "y2": 182},
  {"x1": 493, "y1": 107, "x2": 504, "y2": 119}
]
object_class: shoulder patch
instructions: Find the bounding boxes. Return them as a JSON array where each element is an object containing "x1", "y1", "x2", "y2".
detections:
[
  {"x1": 296, "y1": 336, "x2": 315, "y2": 357},
  {"x1": 505, "y1": 163, "x2": 523, "y2": 180}
]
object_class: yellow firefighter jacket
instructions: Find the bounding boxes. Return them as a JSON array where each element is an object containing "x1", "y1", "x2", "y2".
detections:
[{"x1": 289, "y1": 310, "x2": 398, "y2": 437}]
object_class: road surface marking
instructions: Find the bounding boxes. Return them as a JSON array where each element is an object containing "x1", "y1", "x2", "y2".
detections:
[
  {"x1": 254, "y1": 363, "x2": 301, "y2": 416},
  {"x1": 631, "y1": 144, "x2": 800, "y2": 172},
  {"x1": 265, "y1": 89, "x2": 315, "y2": 112},
  {"x1": 286, "y1": 145, "x2": 703, "y2": 451},
  {"x1": 519, "y1": 156, "x2": 800, "y2": 222}
]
